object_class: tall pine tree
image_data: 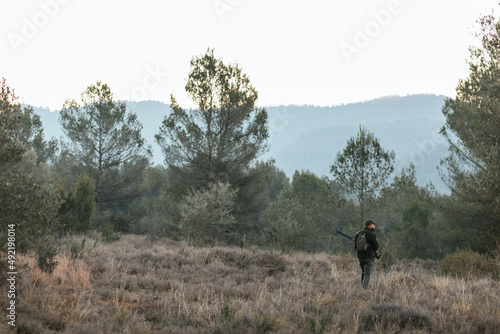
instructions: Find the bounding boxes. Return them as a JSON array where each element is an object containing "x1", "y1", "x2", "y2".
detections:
[
  {"x1": 440, "y1": 14, "x2": 500, "y2": 247},
  {"x1": 156, "y1": 49, "x2": 269, "y2": 227},
  {"x1": 59, "y1": 81, "x2": 151, "y2": 211}
]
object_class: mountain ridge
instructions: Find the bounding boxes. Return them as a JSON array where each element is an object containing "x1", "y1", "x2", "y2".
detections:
[{"x1": 33, "y1": 94, "x2": 450, "y2": 193}]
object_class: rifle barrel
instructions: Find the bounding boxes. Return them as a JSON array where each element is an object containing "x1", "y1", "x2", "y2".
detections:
[{"x1": 336, "y1": 231, "x2": 354, "y2": 241}]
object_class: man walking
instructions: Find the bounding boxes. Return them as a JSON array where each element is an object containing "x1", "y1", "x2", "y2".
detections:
[{"x1": 354, "y1": 219, "x2": 379, "y2": 289}]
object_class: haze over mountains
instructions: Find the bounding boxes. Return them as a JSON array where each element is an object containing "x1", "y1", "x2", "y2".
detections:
[{"x1": 34, "y1": 94, "x2": 450, "y2": 193}]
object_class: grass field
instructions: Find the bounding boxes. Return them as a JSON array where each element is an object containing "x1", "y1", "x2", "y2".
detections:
[{"x1": 1, "y1": 234, "x2": 499, "y2": 333}]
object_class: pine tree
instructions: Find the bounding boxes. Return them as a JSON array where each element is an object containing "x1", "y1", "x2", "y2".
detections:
[
  {"x1": 331, "y1": 125, "x2": 395, "y2": 224},
  {"x1": 0, "y1": 77, "x2": 60, "y2": 252},
  {"x1": 156, "y1": 49, "x2": 269, "y2": 226},
  {"x1": 59, "y1": 81, "x2": 151, "y2": 210},
  {"x1": 440, "y1": 14, "x2": 500, "y2": 245}
]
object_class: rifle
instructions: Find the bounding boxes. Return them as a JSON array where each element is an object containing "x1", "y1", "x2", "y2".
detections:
[
  {"x1": 336, "y1": 230, "x2": 354, "y2": 242},
  {"x1": 336, "y1": 230, "x2": 381, "y2": 259}
]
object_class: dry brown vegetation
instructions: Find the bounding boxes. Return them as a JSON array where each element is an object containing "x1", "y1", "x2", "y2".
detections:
[{"x1": 1, "y1": 235, "x2": 499, "y2": 334}]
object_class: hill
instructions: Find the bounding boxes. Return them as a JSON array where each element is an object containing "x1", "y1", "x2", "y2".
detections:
[
  {"x1": 33, "y1": 94, "x2": 450, "y2": 193},
  {"x1": 261, "y1": 94, "x2": 449, "y2": 192}
]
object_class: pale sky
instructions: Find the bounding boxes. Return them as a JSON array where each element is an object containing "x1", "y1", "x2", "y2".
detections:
[{"x1": 1, "y1": 0, "x2": 498, "y2": 110}]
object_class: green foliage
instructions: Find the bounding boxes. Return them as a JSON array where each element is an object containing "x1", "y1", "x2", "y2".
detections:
[
  {"x1": 440, "y1": 14, "x2": 500, "y2": 247},
  {"x1": 179, "y1": 182, "x2": 239, "y2": 245},
  {"x1": 135, "y1": 176, "x2": 182, "y2": 240},
  {"x1": 18, "y1": 105, "x2": 58, "y2": 163},
  {"x1": 66, "y1": 237, "x2": 98, "y2": 260},
  {"x1": 1, "y1": 151, "x2": 62, "y2": 252},
  {"x1": 156, "y1": 49, "x2": 269, "y2": 224},
  {"x1": 264, "y1": 163, "x2": 289, "y2": 202},
  {"x1": 0, "y1": 77, "x2": 61, "y2": 253},
  {"x1": 331, "y1": 125, "x2": 395, "y2": 224},
  {"x1": 59, "y1": 81, "x2": 151, "y2": 211},
  {"x1": 379, "y1": 164, "x2": 420, "y2": 225},
  {"x1": 376, "y1": 165, "x2": 453, "y2": 260},
  {"x1": 283, "y1": 171, "x2": 334, "y2": 209},
  {"x1": 378, "y1": 243, "x2": 396, "y2": 269},
  {"x1": 57, "y1": 174, "x2": 96, "y2": 233},
  {"x1": 302, "y1": 303, "x2": 335, "y2": 334},
  {"x1": 86, "y1": 166, "x2": 170, "y2": 235},
  {"x1": 101, "y1": 224, "x2": 121, "y2": 243},
  {"x1": 0, "y1": 77, "x2": 26, "y2": 163},
  {"x1": 69, "y1": 238, "x2": 86, "y2": 259},
  {"x1": 36, "y1": 236, "x2": 60, "y2": 274},
  {"x1": 260, "y1": 197, "x2": 315, "y2": 252},
  {"x1": 439, "y1": 248, "x2": 499, "y2": 280},
  {"x1": 75, "y1": 174, "x2": 96, "y2": 230},
  {"x1": 358, "y1": 303, "x2": 433, "y2": 333},
  {"x1": 260, "y1": 171, "x2": 350, "y2": 253},
  {"x1": 281, "y1": 171, "x2": 339, "y2": 252},
  {"x1": 219, "y1": 302, "x2": 237, "y2": 323},
  {"x1": 401, "y1": 200, "x2": 430, "y2": 258}
]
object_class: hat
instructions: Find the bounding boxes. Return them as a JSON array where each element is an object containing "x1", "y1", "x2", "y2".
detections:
[{"x1": 365, "y1": 219, "x2": 377, "y2": 226}]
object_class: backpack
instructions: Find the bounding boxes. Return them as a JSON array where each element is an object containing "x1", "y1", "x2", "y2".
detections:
[{"x1": 356, "y1": 231, "x2": 369, "y2": 252}]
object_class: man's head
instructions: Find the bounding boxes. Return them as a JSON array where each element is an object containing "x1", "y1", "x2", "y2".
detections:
[{"x1": 365, "y1": 219, "x2": 377, "y2": 230}]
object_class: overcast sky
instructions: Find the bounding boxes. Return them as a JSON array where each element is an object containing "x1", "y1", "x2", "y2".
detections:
[{"x1": 1, "y1": 0, "x2": 498, "y2": 111}]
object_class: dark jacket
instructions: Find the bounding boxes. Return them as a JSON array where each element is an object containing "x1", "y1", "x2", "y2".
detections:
[{"x1": 354, "y1": 227, "x2": 379, "y2": 259}]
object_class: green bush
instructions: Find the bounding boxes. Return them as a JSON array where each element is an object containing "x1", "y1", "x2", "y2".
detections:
[
  {"x1": 179, "y1": 182, "x2": 238, "y2": 245},
  {"x1": 439, "y1": 249, "x2": 499, "y2": 280},
  {"x1": 378, "y1": 245, "x2": 395, "y2": 270},
  {"x1": 56, "y1": 174, "x2": 95, "y2": 233},
  {"x1": 259, "y1": 197, "x2": 315, "y2": 252},
  {"x1": 36, "y1": 236, "x2": 60, "y2": 274},
  {"x1": 101, "y1": 224, "x2": 121, "y2": 243}
]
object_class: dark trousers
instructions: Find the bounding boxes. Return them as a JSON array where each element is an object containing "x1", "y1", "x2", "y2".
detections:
[{"x1": 359, "y1": 258, "x2": 374, "y2": 289}]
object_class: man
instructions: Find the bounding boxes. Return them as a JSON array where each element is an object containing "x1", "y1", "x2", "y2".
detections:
[{"x1": 354, "y1": 219, "x2": 379, "y2": 289}]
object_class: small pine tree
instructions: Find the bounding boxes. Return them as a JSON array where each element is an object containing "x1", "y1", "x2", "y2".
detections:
[
  {"x1": 75, "y1": 174, "x2": 95, "y2": 232},
  {"x1": 57, "y1": 174, "x2": 95, "y2": 233},
  {"x1": 330, "y1": 125, "x2": 395, "y2": 224}
]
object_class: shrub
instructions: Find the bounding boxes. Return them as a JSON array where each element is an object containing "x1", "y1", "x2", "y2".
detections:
[
  {"x1": 439, "y1": 248, "x2": 499, "y2": 280},
  {"x1": 179, "y1": 182, "x2": 239, "y2": 245},
  {"x1": 74, "y1": 174, "x2": 95, "y2": 231},
  {"x1": 69, "y1": 238, "x2": 86, "y2": 259},
  {"x1": 56, "y1": 174, "x2": 95, "y2": 233},
  {"x1": 259, "y1": 197, "x2": 316, "y2": 252},
  {"x1": 255, "y1": 252, "x2": 288, "y2": 276},
  {"x1": 36, "y1": 236, "x2": 60, "y2": 273},
  {"x1": 67, "y1": 237, "x2": 98, "y2": 259},
  {"x1": 0, "y1": 79, "x2": 61, "y2": 253},
  {"x1": 358, "y1": 303, "x2": 433, "y2": 333},
  {"x1": 101, "y1": 224, "x2": 121, "y2": 243},
  {"x1": 378, "y1": 243, "x2": 396, "y2": 270}
]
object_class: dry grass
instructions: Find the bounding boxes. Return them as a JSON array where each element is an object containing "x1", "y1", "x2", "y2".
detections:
[{"x1": 1, "y1": 234, "x2": 499, "y2": 333}]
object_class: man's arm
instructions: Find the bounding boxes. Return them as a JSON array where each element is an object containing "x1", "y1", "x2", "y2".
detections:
[{"x1": 370, "y1": 232, "x2": 379, "y2": 252}]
